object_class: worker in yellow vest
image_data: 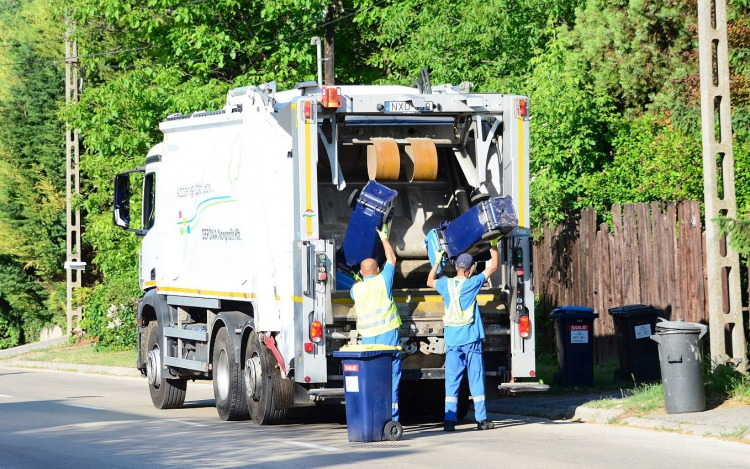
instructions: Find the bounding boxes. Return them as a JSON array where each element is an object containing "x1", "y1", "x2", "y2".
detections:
[
  {"x1": 350, "y1": 224, "x2": 402, "y2": 421},
  {"x1": 427, "y1": 240, "x2": 499, "y2": 431}
]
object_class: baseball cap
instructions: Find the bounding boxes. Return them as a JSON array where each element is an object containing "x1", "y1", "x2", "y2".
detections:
[{"x1": 455, "y1": 253, "x2": 474, "y2": 270}]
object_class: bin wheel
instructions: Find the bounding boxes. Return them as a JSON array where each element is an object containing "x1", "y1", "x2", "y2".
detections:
[
  {"x1": 347, "y1": 189, "x2": 360, "y2": 208},
  {"x1": 384, "y1": 421, "x2": 403, "y2": 441}
]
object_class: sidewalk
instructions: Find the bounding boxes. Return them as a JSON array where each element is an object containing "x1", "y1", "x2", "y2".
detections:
[{"x1": 485, "y1": 393, "x2": 750, "y2": 441}]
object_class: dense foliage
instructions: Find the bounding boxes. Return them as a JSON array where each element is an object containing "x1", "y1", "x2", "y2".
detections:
[
  {"x1": 0, "y1": 0, "x2": 66, "y2": 347},
  {"x1": 0, "y1": 0, "x2": 748, "y2": 348}
]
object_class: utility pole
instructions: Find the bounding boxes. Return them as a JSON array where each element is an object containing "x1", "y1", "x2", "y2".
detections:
[
  {"x1": 324, "y1": 3, "x2": 335, "y2": 85},
  {"x1": 698, "y1": 0, "x2": 747, "y2": 371},
  {"x1": 64, "y1": 22, "x2": 83, "y2": 336}
]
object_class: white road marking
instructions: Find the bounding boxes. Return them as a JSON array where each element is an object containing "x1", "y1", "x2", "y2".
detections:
[
  {"x1": 166, "y1": 419, "x2": 208, "y2": 427},
  {"x1": 0, "y1": 394, "x2": 13, "y2": 398},
  {"x1": 286, "y1": 441, "x2": 341, "y2": 452},
  {"x1": 63, "y1": 403, "x2": 104, "y2": 410}
]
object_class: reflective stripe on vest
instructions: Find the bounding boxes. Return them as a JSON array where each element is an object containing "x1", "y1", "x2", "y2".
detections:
[
  {"x1": 442, "y1": 277, "x2": 475, "y2": 327},
  {"x1": 351, "y1": 274, "x2": 401, "y2": 337}
]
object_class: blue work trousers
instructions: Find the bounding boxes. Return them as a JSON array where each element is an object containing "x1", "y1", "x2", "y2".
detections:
[
  {"x1": 362, "y1": 328, "x2": 401, "y2": 421},
  {"x1": 445, "y1": 340, "x2": 486, "y2": 422}
]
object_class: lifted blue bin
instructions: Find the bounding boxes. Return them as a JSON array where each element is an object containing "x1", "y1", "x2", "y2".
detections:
[
  {"x1": 425, "y1": 196, "x2": 517, "y2": 272},
  {"x1": 333, "y1": 344, "x2": 402, "y2": 442},
  {"x1": 337, "y1": 181, "x2": 398, "y2": 281}
]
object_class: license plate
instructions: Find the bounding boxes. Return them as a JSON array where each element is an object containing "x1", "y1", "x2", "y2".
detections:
[{"x1": 384, "y1": 101, "x2": 434, "y2": 113}]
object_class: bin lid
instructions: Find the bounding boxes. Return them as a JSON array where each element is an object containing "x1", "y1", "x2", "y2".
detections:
[
  {"x1": 608, "y1": 304, "x2": 661, "y2": 317},
  {"x1": 550, "y1": 306, "x2": 598, "y2": 319},
  {"x1": 338, "y1": 344, "x2": 402, "y2": 352},
  {"x1": 654, "y1": 318, "x2": 708, "y2": 337},
  {"x1": 333, "y1": 344, "x2": 402, "y2": 359}
]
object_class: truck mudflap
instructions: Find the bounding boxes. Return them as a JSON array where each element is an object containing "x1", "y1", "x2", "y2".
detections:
[{"x1": 264, "y1": 335, "x2": 287, "y2": 376}]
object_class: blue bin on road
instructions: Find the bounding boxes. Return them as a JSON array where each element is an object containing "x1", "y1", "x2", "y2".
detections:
[
  {"x1": 333, "y1": 344, "x2": 402, "y2": 442},
  {"x1": 550, "y1": 306, "x2": 599, "y2": 387}
]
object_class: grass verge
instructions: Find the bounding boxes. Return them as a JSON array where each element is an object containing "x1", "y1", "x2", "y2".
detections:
[
  {"x1": 585, "y1": 383, "x2": 665, "y2": 414},
  {"x1": 0, "y1": 344, "x2": 136, "y2": 368}
]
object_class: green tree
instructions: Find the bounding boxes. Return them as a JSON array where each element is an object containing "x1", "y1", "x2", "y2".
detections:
[{"x1": 0, "y1": 0, "x2": 67, "y2": 347}]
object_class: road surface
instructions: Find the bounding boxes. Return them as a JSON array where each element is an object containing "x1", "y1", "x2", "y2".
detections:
[{"x1": 1, "y1": 366, "x2": 748, "y2": 468}]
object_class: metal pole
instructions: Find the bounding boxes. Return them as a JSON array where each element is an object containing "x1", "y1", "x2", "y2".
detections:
[
  {"x1": 65, "y1": 23, "x2": 82, "y2": 337},
  {"x1": 698, "y1": 0, "x2": 747, "y2": 371},
  {"x1": 310, "y1": 37, "x2": 323, "y2": 86},
  {"x1": 324, "y1": 3, "x2": 335, "y2": 85}
]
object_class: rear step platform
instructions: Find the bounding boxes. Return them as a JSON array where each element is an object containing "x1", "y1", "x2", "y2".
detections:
[
  {"x1": 499, "y1": 383, "x2": 550, "y2": 393},
  {"x1": 308, "y1": 388, "x2": 345, "y2": 398}
]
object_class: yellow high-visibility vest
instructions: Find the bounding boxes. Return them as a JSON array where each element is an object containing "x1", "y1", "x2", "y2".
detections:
[
  {"x1": 443, "y1": 277, "x2": 475, "y2": 327},
  {"x1": 351, "y1": 274, "x2": 401, "y2": 337}
]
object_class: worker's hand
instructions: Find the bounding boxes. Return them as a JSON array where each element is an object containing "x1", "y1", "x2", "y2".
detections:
[
  {"x1": 353, "y1": 272, "x2": 363, "y2": 283},
  {"x1": 435, "y1": 250, "x2": 444, "y2": 264},
  {"x1": 376, "y1": 223, "x2": 389, "y2": 241},
  {"x1": 490, "y1": 236, "x2": 501, "y2": 247}
]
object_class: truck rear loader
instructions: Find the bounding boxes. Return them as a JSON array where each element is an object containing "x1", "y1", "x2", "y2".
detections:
[{"x1": 113, "y1": 80, "x2": 539, "y2": 424}]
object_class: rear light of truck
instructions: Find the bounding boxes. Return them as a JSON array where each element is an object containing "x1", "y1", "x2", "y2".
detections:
[
  {"x1": 515, "y1": 98, "x2": 528, "y2": 118},
  {"x1": 320, "y1": 86, "x2": 342, "y2": 108},
  {"x1": 304, "y1": 342, "x2": 314, "y2": 353},
  {"x1": 303, "y1": 101, "x2": 313, "y2": 120},
  {"x1": 310, "y1": 320, "x2": 323, "y2": 343},
  {"x1": 519, "y1": 315, "x2": 531, "y2": 338}
]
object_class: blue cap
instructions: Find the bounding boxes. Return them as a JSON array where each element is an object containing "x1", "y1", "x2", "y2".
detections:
[{"x1": 456, "y1": 253, "x2": 474, "y2": 270}]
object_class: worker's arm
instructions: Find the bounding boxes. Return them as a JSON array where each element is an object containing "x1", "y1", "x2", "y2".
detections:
[
  {"x1": 377, "y1": 224, "x2": 397, "y2": 266},
  {"x1": 483, "y1": 241, "x2": 500, "y2": 278},
  {"x1": 426, "y1": 251, "x2": 443, "y2": 289}
]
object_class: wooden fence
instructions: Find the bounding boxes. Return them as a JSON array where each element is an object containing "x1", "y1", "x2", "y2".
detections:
[{"x1": 533, "y1": 201, "x2": 708, "y2": 362}]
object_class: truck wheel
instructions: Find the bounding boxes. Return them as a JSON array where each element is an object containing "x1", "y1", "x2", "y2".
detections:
[
  {"x1": 146, "y1": 325, "x2": 187, "y2": 409},
  {"x1": 212, "y1": 327, "x2": 250, "y2": 421},
  {"x1": 245, "y1": 333, "x2": 287, "y2": 425}
]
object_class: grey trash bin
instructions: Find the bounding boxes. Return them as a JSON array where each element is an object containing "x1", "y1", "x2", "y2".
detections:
[{"x1": 650, "y1": 319, "x2": 708, "y2": 414}]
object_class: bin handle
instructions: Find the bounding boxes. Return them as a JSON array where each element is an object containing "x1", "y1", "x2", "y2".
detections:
[
  {"x1": 697, "y1": 324, "x2": 708, "y2": 341},
  {"x1": 650, "y1": 334, "x2": 661, "y2": 344},
  {"x1": 667, "y1": 354, "x2": 682, "y2": 364}
]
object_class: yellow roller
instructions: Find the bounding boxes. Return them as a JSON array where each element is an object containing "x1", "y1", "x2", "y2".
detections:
[
  {"x1": 404, "y1": 138, "x2": 438, "y2": 182},
  {"x1": 367, "y1": 138, "x2": 400, "y2": 180}
]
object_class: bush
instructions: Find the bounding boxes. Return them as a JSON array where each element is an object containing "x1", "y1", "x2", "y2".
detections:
[{"x1": 78, "y1": 275, "x2": 140, "y2": 350}]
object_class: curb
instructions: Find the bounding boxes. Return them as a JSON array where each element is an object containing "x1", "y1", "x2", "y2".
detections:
[
  {"x1": 0, "y1": 338, "x2": 68, "y2": 359},
  {"x1": 620, "y1": 416, "x2": 750, "y2": 439},
  {"x1": 1, "y1": 360, "x2": 143, "y2": 378},
  {"x1": 485, "y1": 402, "x2": 750, "y2": 441}
]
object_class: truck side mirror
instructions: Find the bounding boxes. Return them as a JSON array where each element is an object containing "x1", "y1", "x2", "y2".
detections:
[{"x1": 113, "y1": 173, "x2": 131, "y2": 229}]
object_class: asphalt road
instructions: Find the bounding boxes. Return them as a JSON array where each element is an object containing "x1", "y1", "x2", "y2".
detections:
[{"x1": 1, "y1": 366, "x2": 749, "y2": 469}]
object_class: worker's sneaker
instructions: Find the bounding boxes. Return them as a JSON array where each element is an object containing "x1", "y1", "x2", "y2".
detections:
[
  {"x1": 443, "y1": 421, "x2": 456, "y2": 432},
  {"x1": 477, "y1": 420, "x2": 495, "y2": 430}
]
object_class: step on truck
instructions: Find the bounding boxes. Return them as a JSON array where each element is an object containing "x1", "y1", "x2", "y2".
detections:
[{"x1": 113, "y1": 80, "x2": 539, "y2": 424}]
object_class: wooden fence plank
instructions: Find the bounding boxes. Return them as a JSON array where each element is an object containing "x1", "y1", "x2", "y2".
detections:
[
  {"x1": 623, "y1": 204, "x2": 640, "y2": 305},
  {"x1": 636, "y1": 203, "x2": 654, "y2": 306}
]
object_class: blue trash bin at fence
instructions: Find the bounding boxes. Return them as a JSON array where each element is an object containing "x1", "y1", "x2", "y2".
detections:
[
  {"x1": 333, "y1": 344, "x2": 402, "y2": 442},
  {"x1": 550, "y1": 306, "x2": 599, "y2": 387}
]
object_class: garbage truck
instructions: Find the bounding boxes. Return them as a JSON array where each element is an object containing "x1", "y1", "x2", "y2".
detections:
[{"x1": 112, "y1": 79, "x2": 539, "y2": 424}]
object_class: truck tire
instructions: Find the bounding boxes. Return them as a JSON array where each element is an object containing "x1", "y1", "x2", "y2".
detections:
[
  {"x1": 146, "y1": 325, "x2": 187, "y2": 409},
  {"x1": 212, "y1": 327, "x2": 250, "y2": 421},
  {"x1": 245, "y1": 333, "x2": 287, "y2": 425}
]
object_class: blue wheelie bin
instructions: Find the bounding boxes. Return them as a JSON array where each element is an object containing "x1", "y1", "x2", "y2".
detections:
[
  {"x1": 550, "y1": 306, "x2": 599, "y2": 387},
  {"x1": 333, "y1": 344, "x2": 402, "y2": 442}
]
